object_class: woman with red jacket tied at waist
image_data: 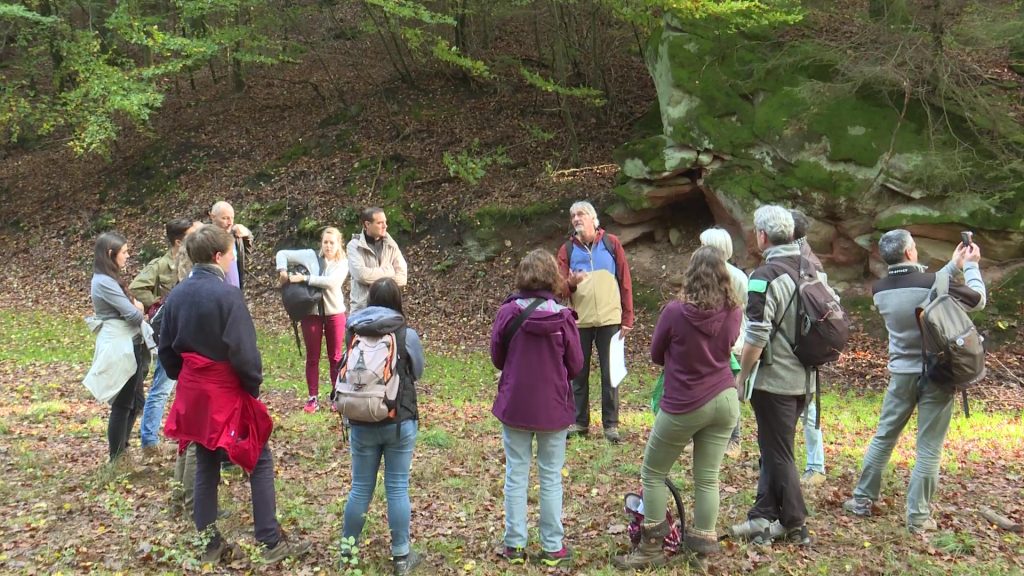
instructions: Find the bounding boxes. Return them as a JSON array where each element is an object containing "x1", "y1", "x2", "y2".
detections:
[
  {"x1": 614, "y1": 247, "x2": 742, "y2": 570},
  {"x1": 491, "y1": 249, "x2": 584, "y2": 568},
  {"x1": 159, "y1": 224, "x2": 309, "y2": 566}
]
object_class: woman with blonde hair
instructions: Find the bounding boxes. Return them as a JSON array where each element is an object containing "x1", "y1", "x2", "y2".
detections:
[
  {"x1": 276, "y1": 227, "x2": 349, "y2": 412},
  {"x1": 699, "y1": 227, "x2": 748, "y2": 457},
  {"x1": 490, "y1": 249, "x2": 583, "y2": 567},
  {"x1": 614, "y1": 246, "x2": 742, "y2": 570}
]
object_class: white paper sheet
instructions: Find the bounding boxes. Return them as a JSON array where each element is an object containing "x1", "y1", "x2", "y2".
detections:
[{"x1": 609, "y1": 330, "x2": 627, "y2": 388}]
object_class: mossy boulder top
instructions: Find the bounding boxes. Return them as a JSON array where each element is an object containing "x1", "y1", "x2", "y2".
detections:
[{"x1": 610, "y1": 14, "x2": 1024, "y2": 273}]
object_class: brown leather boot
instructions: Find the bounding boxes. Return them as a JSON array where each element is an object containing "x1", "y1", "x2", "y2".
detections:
[
  {"x1": 684, "y1": 527, "x2": 719, "y2": 556},
  {"x1": 612, "y1": 520, "x2": 670, "y2": 570}
]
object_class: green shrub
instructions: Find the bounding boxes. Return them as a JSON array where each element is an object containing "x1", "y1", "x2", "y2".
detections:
[{"x1": 442, "y1": 140, "x2": 510, "y2": 185}]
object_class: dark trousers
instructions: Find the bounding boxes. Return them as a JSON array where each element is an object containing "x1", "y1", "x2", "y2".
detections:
[
  {"x1": 194, "y1": 443, "x2": 280, "y2": 547},
  {"x1": 748, "y1": 389, "x2": 807, "y2": 529},
  {"x1": 572, "y1": 324, "x2": 619, "y2": 429},
  {"x1": 108, "y1": 341, "x2": 150, "y2": 461}
]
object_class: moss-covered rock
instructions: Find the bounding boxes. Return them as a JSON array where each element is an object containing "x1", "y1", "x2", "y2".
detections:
[
  {"x1": 612, "y1": 135, "x2": 700, "y2": 180},
  {"x1": 611, "y1": 12, "x2": 1024, "y2": 271},
  {"x1": 613, "y1": 178, "x2": 700, "y2": 211},
  {"x1": 874, "y1": 199, "x2": 1024, "y2": 234}
]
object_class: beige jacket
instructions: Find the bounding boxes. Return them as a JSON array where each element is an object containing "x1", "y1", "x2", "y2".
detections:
[{"x1": 347, "y1": 232, "x2": 408, "y2": 312}]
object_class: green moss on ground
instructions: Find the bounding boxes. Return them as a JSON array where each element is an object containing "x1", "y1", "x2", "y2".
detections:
[{"x1": 632, "y1": 281, "x2": 666, "y2": 314}]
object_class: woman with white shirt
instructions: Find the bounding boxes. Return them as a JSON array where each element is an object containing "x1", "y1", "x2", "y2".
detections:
[
  {"x1": 85, "y1": 231, "x2": 151, "y2": 462},
  {"x1": 276, "y1": 227, "x2": 349, "y2": 413},
  {"x1": 699, "y1": 228, "x2": 748, "y2": 458}
]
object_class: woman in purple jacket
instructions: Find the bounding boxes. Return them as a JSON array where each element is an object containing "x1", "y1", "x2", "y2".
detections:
[
  {"x1": 614, "y1": 247, "x2": 742, "y2": 570},
  {"x1": 490, "y1": 249, "x2": 583, "y2": 568}
]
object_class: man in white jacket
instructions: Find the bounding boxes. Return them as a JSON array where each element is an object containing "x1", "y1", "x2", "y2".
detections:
[{"x1": 347, "y1": 207, "x2": 408, "y2": 312}]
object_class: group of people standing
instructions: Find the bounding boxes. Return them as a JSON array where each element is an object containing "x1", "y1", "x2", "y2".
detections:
[
  {"x1": 490, "y1": 202, "x2": 987, "y2": 571},
  {"x1": 85, "y1": 204, "x2": 423, "y2": 572},
  {"x1": 84, "y1": 196, "x2": 987, "y2": 573}
]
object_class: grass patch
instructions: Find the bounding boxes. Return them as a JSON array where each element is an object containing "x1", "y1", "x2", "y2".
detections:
[
  {"x1": 0, "y1": 309, "x2": 1021, "y2": 575},
  {"x1": 25, "y1": 400, "x2": 68, "y2": 421},
  {"x1": 0, "y1": 310, "x2": 93, "y2": 363},
  {"x1": 419, "y1": 427, "x2": 454, "y2": 449},
  {"x1": 934, "y1": 531, "x2": 978, "y2": 556}
]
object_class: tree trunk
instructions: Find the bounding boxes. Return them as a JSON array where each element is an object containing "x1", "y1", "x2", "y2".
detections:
[
  {"x1": 550, "y1": 1, "x2": 580, "y2": 166},
  {"x1": 40, "y1": 1, "x2": 68, "y2": 93},
  {"x1": 231, "y1": 9, "x2": 246, "y2": 92}
]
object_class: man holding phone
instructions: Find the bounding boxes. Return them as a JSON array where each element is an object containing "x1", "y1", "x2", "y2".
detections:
[{"x1": 844, "y1": 229, "x2": 985, "y2": 533}]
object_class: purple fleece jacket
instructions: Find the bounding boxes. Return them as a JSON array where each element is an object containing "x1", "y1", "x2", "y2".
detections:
[
  {"x1": 490, "y1": 290, "x2": 584, "y2": 431},
  {"x1": 651, "y1": 300, "x2": 741, "y2": 415}
]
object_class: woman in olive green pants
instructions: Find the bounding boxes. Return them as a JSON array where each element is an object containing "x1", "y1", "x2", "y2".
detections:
[{"x1": 614, "y1": 247, "x2": 742, "y2": 570}]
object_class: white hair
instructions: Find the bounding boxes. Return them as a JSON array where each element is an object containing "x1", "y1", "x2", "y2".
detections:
[
  {"x1": 699, "y1": 228, "x2": 734, "y2": 260},
  {"x1": 753, "y1": 205, "x2": 794, "y2": 246},
  {"x1": 569, "y1": 201, "x2": 599, "y2": 229},
  {"x1": 210, "y1": 200, "x2": 233, "y2": 217}
]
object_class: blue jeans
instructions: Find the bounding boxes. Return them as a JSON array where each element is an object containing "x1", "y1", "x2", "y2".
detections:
[
  {"x1": 343, "y1": 419, "x2": 418, "y2": 557},
  {"x1": 502, "y1": 426, "x2": 567, "y2": 553},
  {"x1": 140, "y1": 358, "x2": 176, "y2": 447},
  {"x1": 803, "y1": 398, "x2": 825, "y2": 474}
]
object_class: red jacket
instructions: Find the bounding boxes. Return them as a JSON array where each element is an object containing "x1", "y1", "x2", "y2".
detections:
[{"x1": 164, "y1": 353, "x2": 273, "y2": 473}]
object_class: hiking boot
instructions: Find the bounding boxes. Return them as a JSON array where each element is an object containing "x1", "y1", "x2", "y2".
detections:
[
  {"x1": 262, "y1": 533, "x2": 312, "y2": 565},
  {"x1": 843, "y1": 497, "x2": 873, "y2": 517},
  {"x1": 908, "y1": 518, "x2": 938, "y2": 534},
  {"x1": 303, "y1": 397, "x2": 319, "y2": 413},
  {"x1": 200, "y1": 538, "x2": 239, "y2": 564},
  {"x1": 729, "y1": 517, "x2": 772, "y2": 542},
  {"x1": 780, "y1": 524, "x2": 812, "y2": 546},
  {"x1": 612, "y1": 520, "x2": 669, "y2": 570},
  {"x1": 393, "y1": 549, "x2": 423, "y2": 575},
  {"x1": 800, "y1": 470, "x2": 826, "y2": 486},
  {"x1": 604, "y1": 427, "x2": 622, "y2": 444},
  {"x1": 567, "y1": 424, "x2": 589, "y2": 438},
  {"x1": 684, "y1": 527, "x2": 720, "y2": 556},
  {"x1": 141, "y1": 444, "x2": 162, "y2": 463},
  {"x1": 538, "y1": 545, "x2": 573, "y2": 568},
  {"x1": 497, "y1": 546, "x2": 526, "y2": 565},
  {"x1": 724, "y1": 438, "x2": 741, "y2": 458}
]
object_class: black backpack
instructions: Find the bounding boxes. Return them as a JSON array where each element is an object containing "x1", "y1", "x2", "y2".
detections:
[
  {"x1": 770, "y1": 256, "x2": 851, "y2": 428},
  {"x1": 281, "y1": 258, "x2": 326, "y2": 353}
]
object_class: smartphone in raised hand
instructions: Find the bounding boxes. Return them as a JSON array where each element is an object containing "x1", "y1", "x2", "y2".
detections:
[{"x1": 961, "y1": 231, "x2": 973, "y2": 247}]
